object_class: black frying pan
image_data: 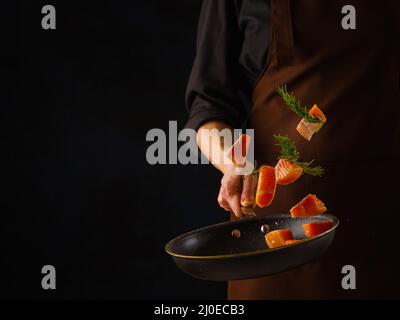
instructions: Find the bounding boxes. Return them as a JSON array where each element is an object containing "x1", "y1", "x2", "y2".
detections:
[{"x1": 165, "y1": 214, "x2": 339, "y2": 281}]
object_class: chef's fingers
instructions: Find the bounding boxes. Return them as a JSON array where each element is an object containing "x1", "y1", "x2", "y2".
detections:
[
  {"x1": 222, "y1": 175, "x2": 243, "y2": 218},
  {"x1": 219, "y1": 166, "x2": 243, "y2": 217},
  {"x1": 217, "y1": 187, "x2": 231, "y2": 212},
  {"x1": 226, "y1": 193, "x2": 242, "y2": 218},
  {"x1": 219, "y1": 183, "x2": 242, "y2": 217},
  {"x1": 240, "y1": 174, "x2": 257, "y2": 207}
]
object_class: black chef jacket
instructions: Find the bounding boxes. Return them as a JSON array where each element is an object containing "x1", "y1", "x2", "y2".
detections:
[{"x1": 185, "y1": 0, "x2": 271, "y2": 131}]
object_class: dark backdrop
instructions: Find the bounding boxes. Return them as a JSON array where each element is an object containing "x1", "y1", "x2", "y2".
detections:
[{"x1": 5, "y1": 1, "x2": 227, "y2": 299}]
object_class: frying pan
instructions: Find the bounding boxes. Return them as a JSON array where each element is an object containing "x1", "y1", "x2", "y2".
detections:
[{"x1": 165, "y1": 214, "x2": 339, "y2": 281}]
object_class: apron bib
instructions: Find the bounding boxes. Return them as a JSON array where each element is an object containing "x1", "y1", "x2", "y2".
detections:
[{"x1": 229, "y1": 0, "x2": 400, "y2": 299}]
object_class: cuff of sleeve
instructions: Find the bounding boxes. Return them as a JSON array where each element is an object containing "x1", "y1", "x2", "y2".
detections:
[{"x1": 184, "y1": 108, "x2": 240, "y2": 131}]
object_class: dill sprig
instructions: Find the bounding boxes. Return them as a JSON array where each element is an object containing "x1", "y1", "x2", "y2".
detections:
[
  {"x1": 274, "y1": 134, "x2": 300, "y2": 162},
  {"x1": 274, "y1": 134, "x2": 324, "y2": 177},
  {"x1": 297, "y1": 160, "x2": 324, "y2": 177},
  {"x1": 276, "y1": 85, "x2": 323, "y2": 124}
]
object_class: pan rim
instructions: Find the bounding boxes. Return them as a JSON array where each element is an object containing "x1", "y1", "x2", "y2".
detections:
[{"x1": 165, "y1": 213, "x2": 339, "y2": 260}]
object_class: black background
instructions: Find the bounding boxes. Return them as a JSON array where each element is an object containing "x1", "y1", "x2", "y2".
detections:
[{"x1": 6, "y1": 1, "x2": 228, "y2": 299}]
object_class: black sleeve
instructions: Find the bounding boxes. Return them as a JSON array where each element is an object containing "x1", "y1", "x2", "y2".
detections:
[{"x1": 185, "y1": 0, "x2": 247, "y2": 131}]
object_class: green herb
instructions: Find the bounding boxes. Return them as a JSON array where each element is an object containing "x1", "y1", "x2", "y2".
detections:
[
  {"x1": 274, "y1": 134, "x2": 324, "y2": 177},
  {"x1": 276, "y1": 85, "x2": 323, "y2": 124},
  {"x1": 296, "y1": 160, "x2": 324, "y2": 177},
  {"x1": 273, "y1": 134, "x2": 300, "y2": 163}
]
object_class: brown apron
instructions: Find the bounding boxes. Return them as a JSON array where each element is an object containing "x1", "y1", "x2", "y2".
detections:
[{"x1": 229, "y1": 0, "x2": 400, "y2": 299}]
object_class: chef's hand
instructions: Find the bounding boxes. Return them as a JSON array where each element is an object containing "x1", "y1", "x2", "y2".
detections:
[
  {"x1": 218, "y1": 164, "x2": 257, "y2": 218},
  {"x1": 195, "y1": 121, "x2": 257, "y2": 217}
]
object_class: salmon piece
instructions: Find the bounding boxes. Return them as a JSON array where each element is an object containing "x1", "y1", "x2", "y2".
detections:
[
  {"x1": 255, "y1": 165, "x2": 277, "y2": 208},
  {"x1": 309, "y1": 104, "x2": 327, "y2": 122},
  {"x1": 284, "y1": 239, "x2": 303, "y2": 245},
  {"x1": 265, "y1": 229, "x2": 293, "y2": 248},
  {"x1": 296, "y1": 120, "x2": 323, "y2": 141},
  {"x1": 296, "y1": 104, "x2": 327, "y2": 141},
  {"x1": 303, "y1": 221, "x2": 334, "y2": 238},
  {"x1": 275, "y1": 159, "x2": 303, "y2": 185},
  {"x1": 290, "y1": 194, "x2": 327, "y2": 218}
]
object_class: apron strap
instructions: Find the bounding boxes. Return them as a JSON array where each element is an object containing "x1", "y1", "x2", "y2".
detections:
[{"x1": 272, "y1": 0, "x2": 294, "y2": 66}]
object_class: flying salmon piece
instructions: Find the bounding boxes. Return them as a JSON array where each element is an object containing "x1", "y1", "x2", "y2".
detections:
[
  {"x1": 255, "y1": 165, "x2": 276, "y2": 208},
  {"x1": 265, "y1": 229, "x2": 293, "y2": 248},
  {"x1": 296, "y1": 104, "x2": 327, "y2": 141},
  {"x1": 276, "y1": 86, "x2": 326, "y2": 141},
  {"x1": 303, "y1": 221, "x2": 334, "y2": 238},
  {"x1": 290, "y1": 194, "x2": 327, "y2": 218},
  {"x1": 275, "y1": 159, "x2": 303, "y2": 185},
  {"x1": 274, "y1": 135, "x2": 324, "y2": 178}
]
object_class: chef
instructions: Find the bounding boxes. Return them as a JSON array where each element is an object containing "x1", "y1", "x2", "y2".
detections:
[{"x1": 185, "y1": 0, "x2": 400, "y2": 299}]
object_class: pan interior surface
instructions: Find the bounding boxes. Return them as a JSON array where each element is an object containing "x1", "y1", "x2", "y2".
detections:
[{"x1": 167, "y1": 214, "x2": 338, "y2": 258}]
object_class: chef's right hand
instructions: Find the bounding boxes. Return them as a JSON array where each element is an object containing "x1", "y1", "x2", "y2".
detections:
[{"x1": 218, "y1": 164, "x2": 257, "y2": 218}]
